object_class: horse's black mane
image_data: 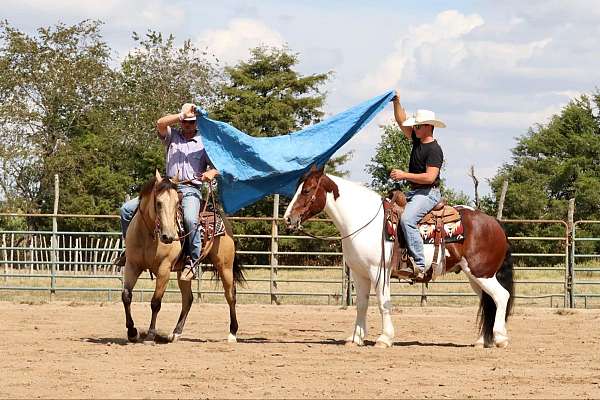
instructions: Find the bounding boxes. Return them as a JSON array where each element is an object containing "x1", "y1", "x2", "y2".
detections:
[{"x1": 139, "y1": 176, "x2": 178, "y2": 199}]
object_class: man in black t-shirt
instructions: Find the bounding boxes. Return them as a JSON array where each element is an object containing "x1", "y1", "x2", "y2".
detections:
[{"x1": 389, "y1": 90, "x2": 445, "y2": 279}]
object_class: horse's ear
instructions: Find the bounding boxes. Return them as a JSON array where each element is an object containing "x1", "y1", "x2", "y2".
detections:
[
  {"x1": 155, "y1": 169, "x2": 162, "y2": 182},
  {"x1": 172, "y1": 171, "x2": 180, "y2": 184}
]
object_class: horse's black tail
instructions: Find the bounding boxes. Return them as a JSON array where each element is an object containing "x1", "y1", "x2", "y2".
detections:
[
  {"x1": 478, "y1": 244, "x2": 514, "y2": 345},
  {"x1": 232, "y1": 253, "x2": 246, "y2": 286}
]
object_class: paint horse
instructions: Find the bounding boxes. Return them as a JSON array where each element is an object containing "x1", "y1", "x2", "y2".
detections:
[
  {"x1": 284, "y1": 168, "x2": 514, "y2": 348},
  {"x1": 121, "y1": 170, "x2": 244, "y2": 343}
]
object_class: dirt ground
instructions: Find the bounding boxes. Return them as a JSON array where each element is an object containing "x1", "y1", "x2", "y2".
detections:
[{"x1": 1, "y1": 301, "x2": 600, "y2": 399}]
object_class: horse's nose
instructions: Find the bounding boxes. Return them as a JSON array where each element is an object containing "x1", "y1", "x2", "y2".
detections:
[{"x1": 160, "y1": 234, "x2": 173, "y2": 244}]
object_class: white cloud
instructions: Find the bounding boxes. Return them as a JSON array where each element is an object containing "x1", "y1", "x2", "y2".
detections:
[
  {"x1": 465, "y1": 104, "x2": 562, "y2": 129},
  {"x1": 195, "y1": 18, "x2": 285, "y2": 66},
  {"x1": 2, "y1": 0, "x2": 185, "y2": 28},
  {"x1": 358, "y1": 10, "x2": 484, "y2": 94}
]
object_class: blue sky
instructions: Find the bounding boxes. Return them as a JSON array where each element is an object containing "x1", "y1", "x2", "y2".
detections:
[{"x1": 2, "y1": 0, "x2": 599, "y2": 198}]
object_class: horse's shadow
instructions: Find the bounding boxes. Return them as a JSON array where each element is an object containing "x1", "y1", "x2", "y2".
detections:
[
  {"x1": 82, "y1": 336, "x2": 470, "y2": 348},
  {"x1": 162, "y1": 337, "x2": 470, "y2": 348},
  {"x1": 82, "y1": 332, "x2": 173, "y2": 346},
  {"x1": 181, "y1": 337, "x2": 347, "y2": 346},
  {"x1": 83, "y1": 337, "x2": 131, "y2": 346},
  {"x1": 393, "y1": 340, "x2": 471, "y2": 348}
]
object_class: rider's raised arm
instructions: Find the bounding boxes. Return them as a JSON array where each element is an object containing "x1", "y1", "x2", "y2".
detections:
[
  {"x1": 392, "y1": 90, "x2": 413, "y2": 140},
  {"x1": 156, "y1": 103, "x2": 196, "y2": 140},
  {"x1": 156, "y1": 114, "x2": 180, "y2": 140}
]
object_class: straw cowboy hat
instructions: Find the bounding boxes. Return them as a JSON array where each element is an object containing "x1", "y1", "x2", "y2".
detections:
[
  {"x1": 180, "y1": 103, "x2": 197, "y2": 121},
  {"x1": 402, "y1": 109, "x2": 446, "y2": 128}
]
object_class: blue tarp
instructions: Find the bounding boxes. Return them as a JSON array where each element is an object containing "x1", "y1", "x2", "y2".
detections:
[{"x1": 196, "y1": 90, "x2": 394, "y2": 214}]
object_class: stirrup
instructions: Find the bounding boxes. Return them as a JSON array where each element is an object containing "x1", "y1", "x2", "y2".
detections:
[{"x1": 412, "y1": 267, "x2": 433, "y2": 284}]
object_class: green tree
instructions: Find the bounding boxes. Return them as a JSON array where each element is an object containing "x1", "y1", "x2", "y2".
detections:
[
  {"x1": 212, "y1": 46, "x2": 329, "y2": 137},
  {"x1": 487, "y1": 92, "x2": 600, "y2": 257},
  {"x1": 0, "y1": 20, "x2": 114, "y2": 226},
  {"x1": 0, "y1": 22, "x2": 220, "y2": 231}
]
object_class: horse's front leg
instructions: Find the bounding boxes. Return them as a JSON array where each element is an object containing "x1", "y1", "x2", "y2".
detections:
[
  {"x1": 122, "y1": 263, "x2": 142, "y2": 342},
  {"x1": 145, "y1": 264, "x2": 170, "y2": 343},
  {"x1": 169, "y1": 271, "x2": 194, "y2": 343},
  {"x1": 346, "y1": 271, "x2": 370, "y2": 346},
  {"x1": 371, "y1": 266, "x2": 395, "y2": 348}
]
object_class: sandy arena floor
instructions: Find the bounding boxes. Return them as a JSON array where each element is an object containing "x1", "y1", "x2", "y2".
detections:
[{"x1": 1, "y1": 301, "x2": 600, "y2": 398}]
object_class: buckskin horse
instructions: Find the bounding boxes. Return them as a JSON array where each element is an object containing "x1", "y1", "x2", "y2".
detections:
[
  {"x1": 121, "y1": 170, "x2": 244, "y2": 343},
  {"x1": 284, "y1": 167, "x2": 514, "y2": 348}
]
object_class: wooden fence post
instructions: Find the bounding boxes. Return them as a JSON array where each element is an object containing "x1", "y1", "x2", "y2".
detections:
[
  {"x1": 567, "y1": 198, "x2": 575, "y2": 308},
  {"x1": 50, "y1": 174, "x2": 59, "y2": 299},
  {"x1": 270, "y1": 194, "x2": 280, "y2": 305},
  {"x1": 2, "y1": 234, "x2": 7, "y2": 281},
  {"x1": 496, "y1": 180, "x2": 508, "y2": 220}
]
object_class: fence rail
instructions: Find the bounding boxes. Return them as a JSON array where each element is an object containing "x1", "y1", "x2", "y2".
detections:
[{"x1": 1, "y1": 204, "x2": 599, "y2": 308}]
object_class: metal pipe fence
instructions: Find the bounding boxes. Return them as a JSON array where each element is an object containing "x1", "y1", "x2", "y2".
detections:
[
  {"x1": 572, "y1": 220, "x2": 600, "y2": 308},
  {"x1": 1, "y1": 209, "x2": 599, "y2": 308}
]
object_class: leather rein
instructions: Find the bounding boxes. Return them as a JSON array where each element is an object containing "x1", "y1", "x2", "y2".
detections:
[{"x1": 140, "y1": 179, "x2": 216, "y2": 242}]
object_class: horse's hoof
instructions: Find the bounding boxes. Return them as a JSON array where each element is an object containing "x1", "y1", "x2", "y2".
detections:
[
  {"x1": 143, "y1": 329, "x2": 157, "y2": 344},
  {"x1": 493, "y1": 332, "x2": 509, "y2": 348},
  {"x1": 473, "y1": 336, "x2": 485, "y2": 348},
  {"x1": 227, "y1": 333, "x2": 237, "y2": 343},
  {"x1": 127, "y1": 328, "x2": 139, "y2": 343},
  {"x1": 375, "y1": 335, "x2": 394, "y2": 349},
  {"x1": 344, "y1": 337, "x2": 364, "y2": 347},
  {"x1": 168, "y1": 333, "x2": 181, "y2": 343}
]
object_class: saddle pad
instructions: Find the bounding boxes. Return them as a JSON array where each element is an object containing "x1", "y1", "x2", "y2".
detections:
[
  {"x1": 199, "y1": 212, "x2": 226, "y2": 239},
  {"x1": 418, "y1": 220, "x2": 464, "y2": 244}
]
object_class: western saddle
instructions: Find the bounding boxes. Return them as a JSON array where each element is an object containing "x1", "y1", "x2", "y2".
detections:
[{"x1": 385, "y1": 191, "x2": 461, "y2": 283}]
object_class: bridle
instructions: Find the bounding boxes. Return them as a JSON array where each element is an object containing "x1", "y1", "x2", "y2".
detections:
[
  {"x1": 299, "y1": 174, "x2": 325, "y2": 214},
  {"x1": 295, "y1": 175, "x2": 384, "y2": 241},
  {"x1": 139, "y1": 182, "x2": 179, "y2": 241}
]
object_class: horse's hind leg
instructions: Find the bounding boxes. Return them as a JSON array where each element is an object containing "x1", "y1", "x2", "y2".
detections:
[
  {"x1": 169, "y1": 272, "x2": 194, "y2": 343},
  {"x1": 218, "y1": 262, "x2": 239, "y2": 343},
  {"x1": 465, "y1": 271, "x2": 485, "y2": 347},
  {"x1": 122, "y1": 264, "x2": 142, "y2": 342},
  {"x1": 465, "y1": 267, "x2": 510, "y2": 348},
  {"x1": 372, "y1": 267, "x2": 395, "y2": 348},
  {"x1": 145, "y1": 266, "x2": 170, "y2": 343}
]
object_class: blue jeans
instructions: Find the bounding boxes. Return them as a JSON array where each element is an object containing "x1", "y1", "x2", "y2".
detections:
[
  {"x1": 120, "y1": 184, "x2": 203, "y2": 264},
  {"x1": 399, "y1": 187, "x2": 441, "y2": 270}
]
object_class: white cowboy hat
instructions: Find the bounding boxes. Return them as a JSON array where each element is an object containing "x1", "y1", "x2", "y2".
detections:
[{"x1": 402, "y1": 109, "x2": 446, "y2": 128}]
